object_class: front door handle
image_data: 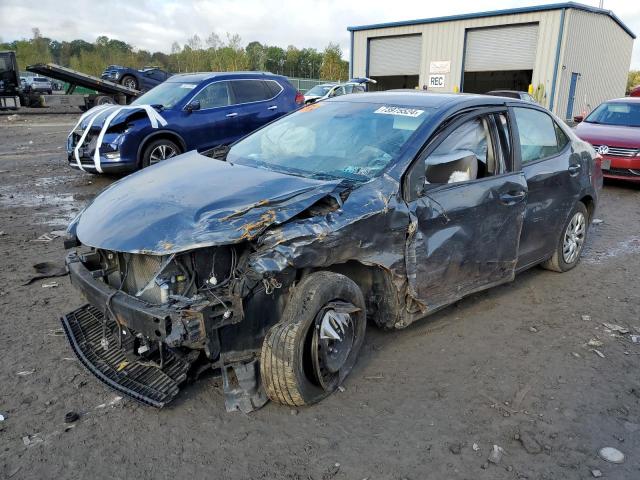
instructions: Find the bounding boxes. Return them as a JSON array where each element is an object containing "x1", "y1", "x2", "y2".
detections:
[
  {"x1": 499, "y1": 190, "x2": 527, "y2": 205},
  {"x1": 267, "y1": 105, "x2": 278, "y2": 111},
  {"x1": 568, "y1": 164, "x2": 581, "y2": 175},
  {"x1": 226, "y1": 112, "x2": 238, "y2": 118}
]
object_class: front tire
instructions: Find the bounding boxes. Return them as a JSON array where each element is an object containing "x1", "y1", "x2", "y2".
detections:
[
  {"x1": 141, "y1": 138, "x2": 181, "y2": 168},
  {"x1": 261, "y1": 271, "x2": 366, "y2": 406},
  {"x1": 541, "y1": 202, "x2": 589, "y2": 272}
]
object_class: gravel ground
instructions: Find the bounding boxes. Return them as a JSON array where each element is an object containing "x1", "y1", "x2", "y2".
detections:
[{"x1": 0, "y1": 111, "x2": 639, "y2": 480}]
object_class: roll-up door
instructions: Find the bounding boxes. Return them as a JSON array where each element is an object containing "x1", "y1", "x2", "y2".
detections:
[
  {"x1": 369, "y1": 35, "x2": 422, "y2": 76},
  {"x1": 464, "y1": 24, "x2": 539, "y2": 72}
]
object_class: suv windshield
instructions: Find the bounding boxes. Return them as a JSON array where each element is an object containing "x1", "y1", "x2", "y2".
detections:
[
  {"x1": 132, "y1": 81, "x2": 197, "y2": 108},
  {"x1": 228, "y1": 101, "x2": 433, "y2": 181},
  {"x1": 305, "y1": 85, "x2": 334, "y2": 96},
  {"x1": 585, "y1": 102, "x2": 640, "y2": 127}
]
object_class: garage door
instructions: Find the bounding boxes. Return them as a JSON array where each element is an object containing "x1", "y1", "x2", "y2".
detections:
[
  {"x1": 464, "y1": 24, "x2": 539, "y2": 72},
  {"x1": 369, "y1": 35, "x2": 422, "y2": 76}
]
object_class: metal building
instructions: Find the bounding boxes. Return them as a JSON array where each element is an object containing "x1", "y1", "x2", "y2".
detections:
[{"x1": 348, "y1": 2, "x2": 635, "y2": 120}]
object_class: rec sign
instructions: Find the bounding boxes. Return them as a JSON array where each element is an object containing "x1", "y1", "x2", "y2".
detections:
[{"x1": 428, "y1": 74, "x2": 445, "y2": 88}]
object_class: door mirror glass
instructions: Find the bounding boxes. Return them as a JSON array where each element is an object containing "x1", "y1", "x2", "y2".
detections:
[{"x1": 186, "y1": 100, "x2": 201, "y2": 112}]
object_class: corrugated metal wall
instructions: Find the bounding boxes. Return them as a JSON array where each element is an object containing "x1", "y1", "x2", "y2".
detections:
[
  {"x1": 554, "y1": 9, "x2": 633, "y2": 120},
  {"x1": 352, "y1": 10, "x2": 563, "y2": 108}
]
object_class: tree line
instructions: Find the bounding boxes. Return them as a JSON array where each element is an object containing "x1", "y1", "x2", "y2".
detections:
[{"x1": 0, "y1": 28, "x2": 349, "y2": 81}]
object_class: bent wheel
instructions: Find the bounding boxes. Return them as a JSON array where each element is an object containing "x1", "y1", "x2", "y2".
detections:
[
  {"x1": 541, "y1": 201, "x2": 589, "y2": 272},
  {"x1": 261, "y1": 271, "x2": 366, "y2": 406}
]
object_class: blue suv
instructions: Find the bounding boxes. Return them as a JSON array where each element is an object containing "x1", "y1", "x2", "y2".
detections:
[{"x1": 67, "y1": 72, "x2": 304, "y2": 174}]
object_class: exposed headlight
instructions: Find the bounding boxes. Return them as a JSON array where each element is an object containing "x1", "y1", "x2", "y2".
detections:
[{"x1": 114, "y1": 72, "x2": 120, "y2": 80}]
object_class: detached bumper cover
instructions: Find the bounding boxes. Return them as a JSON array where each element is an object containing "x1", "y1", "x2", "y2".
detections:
[{"x1": 60, "y1": 304, "x2": 190, "y2": 407}]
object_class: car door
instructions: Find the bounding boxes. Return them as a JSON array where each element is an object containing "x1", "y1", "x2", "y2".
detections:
[
  {"x1": 228, "y1": 80, "x2": 282, "y2": 140},
  {"x1": 178, "y1": 80, "x2": 240, "y2": 151},
  {"x1": 511, "y1": 106, "x2": 581, "y2": 269},
  {"x1": 404, "y1": 108, "x2": 528, "y2": 309}
]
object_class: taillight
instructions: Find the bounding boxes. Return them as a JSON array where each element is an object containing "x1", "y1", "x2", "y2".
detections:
[{"x1": 295, "y1": 91, "x2": 304, "y2": 105}]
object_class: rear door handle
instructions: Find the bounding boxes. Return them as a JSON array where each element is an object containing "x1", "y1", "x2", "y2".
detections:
[
  {"x1": 226, "y1": 112, "x2": 238, "y2": 118},
  {"x1": 267, "y1": 105, "x2": 278, "y2": 111},
  {"x1": 499, "y1": 190, "x2": 527, "y2": 205},
  {"x1": 568, "y1": 164, "x2": 581, "y2": 175}
]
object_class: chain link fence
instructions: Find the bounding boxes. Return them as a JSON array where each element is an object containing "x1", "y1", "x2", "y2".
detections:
[{"x1": 286, "y1": 77, "x2": 336, "y2": 93}]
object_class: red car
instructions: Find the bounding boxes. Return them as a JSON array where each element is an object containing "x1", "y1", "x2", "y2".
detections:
[
  {"x1": 574, "y1": 97, "x2": 640, "y2": 182},
  {"x1": 631, "y1": 85, "x2": 640, "y2": 97}
]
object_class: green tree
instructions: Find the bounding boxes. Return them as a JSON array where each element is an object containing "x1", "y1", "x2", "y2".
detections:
[
  {"x1": 320, "y1": 43, "x2": 348, "y2": 81},
  {"x1": 628, "y1": 70, "x2": 640, "y2": 93}
]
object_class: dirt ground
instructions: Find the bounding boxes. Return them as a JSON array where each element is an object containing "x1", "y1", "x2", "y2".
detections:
[{"x1": 0, "y1": 110, "x2": 639, "y2": 480}]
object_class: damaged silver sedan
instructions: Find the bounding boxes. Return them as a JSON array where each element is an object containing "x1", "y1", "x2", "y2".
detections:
[{"x1": 61, "y1": 92, "x2": 602, "y2": 411}]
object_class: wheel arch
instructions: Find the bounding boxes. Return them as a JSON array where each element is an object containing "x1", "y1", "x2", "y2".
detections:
[
  {"x1": 136, "y1": 130, "x2": 187, "y2": 167},
  {"x1": 307, "y1": 261, "x2": 404, "y2": 329},
  {"x1": 579, "y1": 194, "x2": 595, "y2": 221}
]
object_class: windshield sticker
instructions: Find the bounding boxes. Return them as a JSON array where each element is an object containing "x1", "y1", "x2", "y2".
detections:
[
  {"x1": 180, "y1": 84, "x2": 197, "y2": 89},
  {"x1": 374, "y1": 106, "x2": 424, "y2": 117}
]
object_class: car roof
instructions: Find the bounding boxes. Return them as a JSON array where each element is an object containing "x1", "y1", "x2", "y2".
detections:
[
  {"x1": 167, "y1": 71, "x2": 283, "y2": 83},
  {"x1": 604, "y1": 97, "x2": 640, "y2": 103},
  {"x1": 488, "y1": 90, "x2": 525, "y2": 94},
  {"x1": 327, "y1": 91, "x2": 520, "y2": 108}
]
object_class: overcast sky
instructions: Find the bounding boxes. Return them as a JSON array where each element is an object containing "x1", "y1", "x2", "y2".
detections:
[{"x1": 1, "y1": 0, "x2": 638, "y2": 68}]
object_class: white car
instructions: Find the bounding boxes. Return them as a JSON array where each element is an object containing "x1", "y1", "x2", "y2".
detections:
[
  {"x1": 304, "y1": 82, "x2": 368, "y2": 104},
  {"x1": 303, "y1": 83, "x2": 337, "y2": 104}
]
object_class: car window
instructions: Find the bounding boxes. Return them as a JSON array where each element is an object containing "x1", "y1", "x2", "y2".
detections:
[
  {"x1": 344, "y1": 85, "x2": 354, "y2": 94},
  {"x1": 230, "y1": 80, "x2": 271, "y2": 104},
  {"x1": 424, "y1": 116, "x2": 500, "y2": 185},
  {"x1": 192, "y1": 81, "x2": 231, "y2": 109},
  {"x1": 514, "y1": 108, "x2": 567, "y2": 164},
  {"x1": 353, "y1": 85, "x2": 365, "y2": 94},
  {"x1": 332, "y1": 87, "x2": 346, "y2": 97},
  {"x1": 263, "y1": 80, "x2": 282, "y2": 98}
]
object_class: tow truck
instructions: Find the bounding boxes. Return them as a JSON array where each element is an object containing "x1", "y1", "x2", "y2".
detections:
[{"x1": 0, "y1": 51, "x2": 142, "y2": 111}]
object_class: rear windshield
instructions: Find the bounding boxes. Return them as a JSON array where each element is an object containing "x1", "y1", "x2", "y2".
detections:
[
  {"x1": 585, "y1": 102, "x2": 640, "y2": 127},
  {"x1": 228, "y1": 101, "x2": 433, "y2": 182}
]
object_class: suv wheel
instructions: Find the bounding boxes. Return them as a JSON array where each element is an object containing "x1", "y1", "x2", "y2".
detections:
[
  {"x1": 141, "y1": 139, "x2": 181, "y2": 168},
  {"x1": 261, "y1": 271, "x2": 366, "y2": 406},
  {"x1": 541, "y1": 202, "x2": 589, "y2": 272},
  {"x1": 121, "y1": 75, "x2": 138, "y2": 90}
]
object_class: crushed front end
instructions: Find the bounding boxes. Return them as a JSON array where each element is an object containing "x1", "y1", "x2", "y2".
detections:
[{"x1": 62, "y1": 243, "x2": 276, "y2": 412}]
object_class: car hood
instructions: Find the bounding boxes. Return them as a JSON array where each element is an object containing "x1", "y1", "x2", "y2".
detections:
[
  {"x1": 574, "y1": 122, "x2": 640, "y2": 148},
  {"x1": 70, "y1": 151, "x2": 342, "y2": 254},
  {"x1": 78, "y1": 104, "x2": 162, "y2": 131}
]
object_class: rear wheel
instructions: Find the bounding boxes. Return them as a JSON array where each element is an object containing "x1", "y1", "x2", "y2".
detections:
[
  {"x1": 94, "y1": 95, "x2": 116, "y2": 106},
  {"x1": 541, "y1": 202, "x2": 588, "y2": 272},
  {"x1": 141, "y1": 139, "x2": 181, "y2": 168},
  {"x1": 121, "y1": 75, "x2": 138, "y2": 90},
  {"x1": 261, "y1": 271, "x2": 366, "y2": 406}
]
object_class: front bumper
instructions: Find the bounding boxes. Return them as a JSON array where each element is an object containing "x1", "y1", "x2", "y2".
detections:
[
  {"x1": 66, "y1": 252, "x2": 207, "y2": 345},
  {"x1": 67, "y1": 130, "x2": 136, "y2": 174},
  {"x1": 602, "y1": 155, "x2": 640, "y2": 182}
]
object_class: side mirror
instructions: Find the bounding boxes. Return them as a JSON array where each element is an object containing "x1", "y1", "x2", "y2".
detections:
[
  {"x1": 573, "y1": 115, "x2": 583, "y2": 123},
  {"x1": 186, "y1": 100, "x2": 200, "y2": 112}
]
